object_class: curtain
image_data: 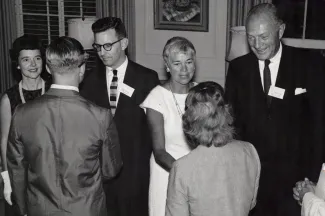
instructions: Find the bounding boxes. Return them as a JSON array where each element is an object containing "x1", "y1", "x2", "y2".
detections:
[
  {"x1": 96, "y1": 0, "x2": 136, "y2": 61},
  {"x1": 226, "y1": 0, "x2": 272, "y2": 62},
  {"x1": 0, "y1": 0, "x2": 17, "y2": 95}
]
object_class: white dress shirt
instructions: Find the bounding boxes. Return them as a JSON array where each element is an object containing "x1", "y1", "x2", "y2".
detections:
[
  {"x1": 51, "y1": 84, "x2": 79, "y2": 92},
  {"x1": 106, "y1": 57, "x2": 128, "y2": 104},
  {"x1": 258, "y1": 43, "x2": 282, "y2": 89}
]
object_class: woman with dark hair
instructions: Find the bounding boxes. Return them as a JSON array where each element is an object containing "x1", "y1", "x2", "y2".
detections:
[
  {"x1": 141, "y1": 36, "x2": 196, "y2": 216},
  {"x1": 0, "y1": 34, "x2": 51, "y2": 213},
  {"x1": 165, "y1": 81, "x2": 261, "y2": 216}
]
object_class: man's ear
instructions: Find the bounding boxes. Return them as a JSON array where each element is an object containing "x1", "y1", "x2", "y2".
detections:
[
  {"x1": 278, "y1": 23, "x2": 286, "y2": 39},
  {"x1": 121, "y1": 38, "x2": 129, "y2": 51},
  {"x1": 79, "y1": 63, "x2": 86, "y2": 82},
  {"x1": 46, "y1": 64, "x2": 51, "y2": 74}
]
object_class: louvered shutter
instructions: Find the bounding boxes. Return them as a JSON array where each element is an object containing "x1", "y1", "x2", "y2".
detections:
[{"x1": 15, "y1": 0, "x2": 97, "y2": 74}]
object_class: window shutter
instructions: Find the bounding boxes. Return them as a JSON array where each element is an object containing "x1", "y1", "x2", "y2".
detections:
[{"x1": 15, "y1": 0, "x2": 97, "y2": 74}]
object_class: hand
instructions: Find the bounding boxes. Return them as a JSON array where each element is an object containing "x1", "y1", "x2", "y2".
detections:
[
  {"x1": 1, "y1": 171, "x2": 12, "y2": 205},
  {"x1": 293, "y1": 178, "x2": 316, "y2": 205}
]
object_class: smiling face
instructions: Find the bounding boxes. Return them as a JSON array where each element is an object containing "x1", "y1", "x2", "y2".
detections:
[
  {"x1": 18, "y1": 49, "x2": 43, "y2": 79},
  {"x1": 94, "y1": 28, "x2": 128, "y2": 68},
  {"x1": 166, "y1": 51, "x2": 195, "y2": 86},
  {"x1": 246, "y1": 14, "x2": 285, "y2": 60}
]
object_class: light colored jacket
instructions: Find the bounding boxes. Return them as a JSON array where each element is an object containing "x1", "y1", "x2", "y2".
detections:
[
  {"x1": 302, "y1": 192, "x2": 325, "y2": 216},
  {"x1": 7, "y1": 88, "x2": 122, "y2": 216},
  {"x1": 166, "y1": 140, "x2": 260, "y2": 216}
]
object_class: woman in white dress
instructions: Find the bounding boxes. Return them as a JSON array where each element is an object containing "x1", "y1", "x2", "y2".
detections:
[{"x1": 141, "y1": 36, "x2": 196, "y2": 216}]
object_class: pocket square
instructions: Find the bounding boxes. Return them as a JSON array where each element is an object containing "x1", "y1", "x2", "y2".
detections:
[{"x1": 295, "y1": 88, "x2": 307, "y2": 95}]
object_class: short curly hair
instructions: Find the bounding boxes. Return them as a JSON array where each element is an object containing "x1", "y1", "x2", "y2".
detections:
[
  {"x1": 182, "y1": 81, "x2": 234, "y2": 148},
  {"x1": 162, "y1": 36, "x2": 196, "y2": 63}
]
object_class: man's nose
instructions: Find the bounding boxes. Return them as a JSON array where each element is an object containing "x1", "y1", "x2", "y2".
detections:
[
  {"x1": 100, "y1": 47, "x2": 106, "y2": 56},
  {"x1": 254, "y1": 38, "x2": 262, "y2": 49}
]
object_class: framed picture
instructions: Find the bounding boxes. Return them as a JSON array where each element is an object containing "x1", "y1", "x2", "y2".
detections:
[{"x1": 154, "y1": 0, "x2": 209, "y2": 32}]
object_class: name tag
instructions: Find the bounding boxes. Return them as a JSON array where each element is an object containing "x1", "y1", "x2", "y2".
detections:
[
  {"x1": 268, "y1": 86, "x2": 285, "y2": 99},
  {"x1": 120, "y1": 83, "x2": 134, "y2": 97}
]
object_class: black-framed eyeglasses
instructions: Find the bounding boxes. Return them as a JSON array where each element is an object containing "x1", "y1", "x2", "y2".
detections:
[{"x1": 92, "y1": 38, "x2": 123, "y2": 52}]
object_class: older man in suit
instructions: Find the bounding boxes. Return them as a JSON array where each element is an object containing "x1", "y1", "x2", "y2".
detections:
[
  {"x1": 6, "y1": 36, "x2": 122, "y2": 216},
  {"x1": 225, "y1": 3, "x2": 324, "y2": 216},
  {"x1": 80, "y1": 17, "x2": 160, "y2": 216}
]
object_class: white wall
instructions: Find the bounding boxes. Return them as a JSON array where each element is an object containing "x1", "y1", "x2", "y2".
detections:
[{"x1": 135, "y1": 0, "x2": 228, "y2": 85}]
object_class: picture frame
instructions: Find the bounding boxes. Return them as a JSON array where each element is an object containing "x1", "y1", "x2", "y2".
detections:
[{"x1": 154, "y1": 0, "x2": 209, "y2": 32}]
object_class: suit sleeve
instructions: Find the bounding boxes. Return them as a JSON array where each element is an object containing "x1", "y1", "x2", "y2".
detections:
[
  {"x1": 165, "y1": 162, "x2": 189, "y2": 216},
  {"x1": 225, "y1": 62, "x2": 243, "y2": 139},
  {"x1": 101, "y1": 109, "x2": 123, "y2": 180},
  {"x1": 7, "y1": 111, "x2": 27, "y2": 215},
  {"x1": 302, "y1": 192, "x2": 325, "y2": 216}
]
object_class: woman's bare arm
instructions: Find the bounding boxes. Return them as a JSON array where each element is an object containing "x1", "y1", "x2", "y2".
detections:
[
  {"x1": 146, "y1": 108, "x2": 175, "y2": 171},
  {"x1": 0, "y1": 94, "x2": 12, "y2": 171}
]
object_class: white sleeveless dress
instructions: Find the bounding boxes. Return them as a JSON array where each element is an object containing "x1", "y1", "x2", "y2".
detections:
[{"x1": 141, "y1": 85, "x2": 191, "y2": 216}]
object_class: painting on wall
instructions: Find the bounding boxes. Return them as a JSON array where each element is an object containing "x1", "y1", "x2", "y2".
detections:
[{"x1": 154, "y1": 0, "x2": 209, "y2": 32}]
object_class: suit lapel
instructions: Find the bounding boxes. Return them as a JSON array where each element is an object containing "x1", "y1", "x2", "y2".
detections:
[
  {"x1": 249, "y1": 54, "x2": 269, "y2": 108},
  {"x1": 273, "y1": 45, "x2": 294, "y2": 108},
  {"x1": 115, "y1": 61, "x2": 137, "y2": 117},
  {"x1": 95, "y1": 62, "x2": 110, "y2": 108}
]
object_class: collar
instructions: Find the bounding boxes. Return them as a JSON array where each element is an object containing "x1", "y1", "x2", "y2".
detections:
[
  {"x1": 107, "y1": 56, "x2": 128, "y2": 74},
  {"x1": 51, "y1": 84, "x2": 79, "y2": 92}
]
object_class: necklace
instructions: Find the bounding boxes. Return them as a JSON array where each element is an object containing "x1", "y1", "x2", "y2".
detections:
[
  {"x1": 168, "y1": 82, "x2": 185, "y2": 118},
  {"x1": 19, "y1": 79, "x2": 45, "y2": 104}
]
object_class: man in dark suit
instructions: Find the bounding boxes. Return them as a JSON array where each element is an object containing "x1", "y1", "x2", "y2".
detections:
[
  {"x1": 7, "y1": 36, "x2": 122, "y2": 216},
  {"x1": 80, "y1": 17, "x2": 160, "y2": 216},
  {"x1": 225, "y1": 3, "x2": 324, "y2": 216}
]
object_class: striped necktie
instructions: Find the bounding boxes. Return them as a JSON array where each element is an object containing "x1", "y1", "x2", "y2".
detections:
[{"x1": 110, "y1": 69, "x2": 118, "y2": 115}]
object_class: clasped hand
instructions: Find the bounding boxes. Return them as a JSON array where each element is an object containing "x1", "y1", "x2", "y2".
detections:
[{"x1": 293, "y1": 178, "x2": 316, "y2": 205}]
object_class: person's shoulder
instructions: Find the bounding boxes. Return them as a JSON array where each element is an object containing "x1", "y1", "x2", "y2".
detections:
[
  {"x1": 143, "y1": 85, "x2": 166, "y2": 105},
  {"x1": 4, "y1": 84, "x2": 19, "y2": 96},
  {"x1": 148, "y1": 85, "x2": 164, "y2": 95},
  {"x1": 172, "y1": 153, "x2": 194, "y2": 175},
  {"x1": 227, "y1": 140, "x2": 259, "y2": 159},
  {"x1": 227, "y1": 52, "x2": 256, "y2": 78},
  {"x1": 128, "y1": 60, "x2": 158, "y2": 76},
  {"x1": 282, "y1": 44, "x2": 317, "y2": 60},
  {"x1": 230, "y1": 52, "x2": 255, "y2": 66}
]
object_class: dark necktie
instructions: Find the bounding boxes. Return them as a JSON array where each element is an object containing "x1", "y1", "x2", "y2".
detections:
[
  {"x1": 110, "y1": 69, "x2": 118, "y2": 115},
  {"x1": 263, "y1": 59, "x2": 272, "y2": 105}
]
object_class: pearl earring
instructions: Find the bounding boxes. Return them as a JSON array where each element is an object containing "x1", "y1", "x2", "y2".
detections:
[{"x1": 166, "y1": 67, "x2": 170, "y2": 72}]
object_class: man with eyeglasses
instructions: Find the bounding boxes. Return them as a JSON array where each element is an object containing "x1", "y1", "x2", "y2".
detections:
[
  {"x1": 81, "y1": 17, "x2": 160, "y2": 216},
  {"x1": 6, "y1": 36, "x2": 122, "y2": 216}
]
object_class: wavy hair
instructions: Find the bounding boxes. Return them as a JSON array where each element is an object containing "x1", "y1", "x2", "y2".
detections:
[
  {"x1": 182, "y1": 81, "x2": 234, "y2": 148},
  {"x1": 92, "y1": 17, "x2": 127, "y2": 39},
  {"x1": 162, "y1": 36, "x2": 196, "y2": 64}
]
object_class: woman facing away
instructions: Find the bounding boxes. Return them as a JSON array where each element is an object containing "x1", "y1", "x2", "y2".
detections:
[
  {"x1": 166, "y1": 81, "x2": 261, "y2": 216},
  {"x1": 141, "y1": 36, "x2": 196, "y2": 216},
  {"x1": 0, "y1": 34, "x2": 51, "y2": 215}
]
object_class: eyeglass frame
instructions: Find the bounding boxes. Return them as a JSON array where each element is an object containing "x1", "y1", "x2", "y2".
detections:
[{"x1": 92, "y1": 38, "x2": 124, "y2": 52}]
